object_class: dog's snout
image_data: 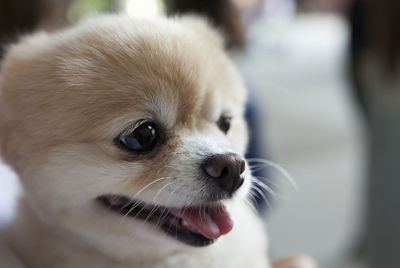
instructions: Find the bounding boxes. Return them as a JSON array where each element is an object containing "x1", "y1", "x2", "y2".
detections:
[{"x1": 202, "y1": 153, "x2": 245, "y2": 195}]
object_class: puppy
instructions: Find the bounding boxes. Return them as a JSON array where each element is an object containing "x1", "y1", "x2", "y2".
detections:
[{"x1": 0, "y1": 15, "x2": 314, "y2": 268}]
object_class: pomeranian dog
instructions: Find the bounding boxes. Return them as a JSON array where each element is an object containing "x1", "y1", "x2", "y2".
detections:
[{"x1": 0, "y1": 15, "x2": 315, "y2": 268}]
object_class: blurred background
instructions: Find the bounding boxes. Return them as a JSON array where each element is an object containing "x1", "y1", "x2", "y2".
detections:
[{"x1": 1, "y1": 1, "x2": 399, "y2": 268}]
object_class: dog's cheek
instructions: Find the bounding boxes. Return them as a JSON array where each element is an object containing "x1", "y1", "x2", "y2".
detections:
[{"x1": 22, "y1": 145, "x2": 139, "y2": 222}]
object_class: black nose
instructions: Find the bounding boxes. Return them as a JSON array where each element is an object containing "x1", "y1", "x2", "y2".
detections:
[{"x1": 201, "y1": 153, "x2": 246, "y2": 195}]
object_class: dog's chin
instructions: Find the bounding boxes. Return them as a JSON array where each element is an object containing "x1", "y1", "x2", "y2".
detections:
[{"x1": 96, "y1": 194, "x2": 234, "y2": 247}]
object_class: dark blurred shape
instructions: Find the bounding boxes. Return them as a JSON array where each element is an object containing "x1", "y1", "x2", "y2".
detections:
[
  {"x1": 166, "y1": 0, "x2": 245, "y2": 49},
  {"x1": 349, "y1": 0, "x2": 368, "y2": 117},
  {"x1": 350, "y1": 1, "x2": 400, "y2": 268},
  {"x1": 297, "y1": 0, "x2": 352, "y2": 13},
  {"x1": 0, "y1": 0, "x2": 43, "y2": 58},
  {"x1": 0, "y1": 0, "x2": 70, "y2": 59},
  {"x1": 245, "y1": 87, "x2": 271, "y2": 215},
  {"x1": 365, "y1": 0, "x2": 400, "y2": 73},
  {"x1": 351, "y1": 0, "x2": 400, "y2": 79}
]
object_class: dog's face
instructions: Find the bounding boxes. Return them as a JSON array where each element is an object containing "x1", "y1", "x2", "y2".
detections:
[{"x1": 0, "y1": 15, "x2": 250, "y2": 254}]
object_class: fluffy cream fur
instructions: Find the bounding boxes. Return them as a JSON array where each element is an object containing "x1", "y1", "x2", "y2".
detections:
[{"x1": 0, "y1": 15, "x2": 315, "y2": 268}]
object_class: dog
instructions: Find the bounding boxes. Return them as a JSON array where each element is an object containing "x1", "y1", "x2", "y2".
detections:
[{"x1": 0, "y1": 14, "x2": 316, "y2": 268}]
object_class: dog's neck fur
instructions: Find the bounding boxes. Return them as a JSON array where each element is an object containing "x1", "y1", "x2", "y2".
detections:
[
  {"x1": 7, "y1": 198, "x2": 116, "y2": 268},
  {"x1": 4, "y1": 196, "x2": 269, "y2": 268},
  {"x1": 6, "y1": 198, "x2": 180, "y2": 268}
]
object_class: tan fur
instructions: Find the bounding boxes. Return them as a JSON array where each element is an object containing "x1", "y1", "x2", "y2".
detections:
[{"x1": 0, "y1": 15, "x2": 315, "y2": 268}]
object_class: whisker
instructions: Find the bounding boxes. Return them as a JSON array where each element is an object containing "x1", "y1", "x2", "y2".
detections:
[
  {"x1": 118, "y1": 199, "x2": 145, "y2": 227},
  {"x1": 118, "y1": 177, "x2": 171, "y2": 226},
  {"x1": 252, "y1": 177, "x2": 275, "y2": 196},
  {"x1": 250, "y1": 186, "x2": 272, "y2": 212},
  {"x1": 141, "y1": 181, "x2": 177, "y2": 225},
  {"x1": 153, "y1": 181, "x2": 177, "y2": 203},
  {"x1": 152, "y1": 183, "x2": 184, "y2": 231},
  {"x1": 247, "y1": 158, "x2": 299, "y2": 191},
  {"x1": 153, "y1": 184, "x2": 184, "y2": 230},
  {"x1": 242, "y1": 193, "x2": 258, "y2": 214},
  {"x1": 248, "y1": 164, "x2": 269, "y2": 173},
  {"x1": 131, "y1": 177, "x2": 172, "y2": 200}
]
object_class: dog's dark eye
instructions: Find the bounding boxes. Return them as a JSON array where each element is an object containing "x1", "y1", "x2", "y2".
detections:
[
  {"x1": 217, "y1": 115, "x2": 232, "y2": 134},
  {"x1": 119, "y1": 122, "x2": 158, "y2": 152}
]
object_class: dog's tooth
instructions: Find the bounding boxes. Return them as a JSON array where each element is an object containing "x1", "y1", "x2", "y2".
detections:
[{"x1": 181, "y1": 219, "x2": 190, "y2": 229}]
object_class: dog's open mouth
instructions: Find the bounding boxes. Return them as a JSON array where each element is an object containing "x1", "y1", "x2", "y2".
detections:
[{"x1": 97, "y1": 194, "x2": 233, "y2": 246}]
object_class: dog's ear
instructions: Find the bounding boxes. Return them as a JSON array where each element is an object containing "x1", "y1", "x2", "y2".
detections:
[
  {"x1": 178, "y1": 15, "x2": 225, "y2": 48},
  {"x1": 0, "y1": 32, "x2": 50, "y2": 165}
]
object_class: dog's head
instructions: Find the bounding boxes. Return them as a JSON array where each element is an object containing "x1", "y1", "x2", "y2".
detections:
[{"x1": 0, "y1": 15, "x2": 251, "y2": 254}]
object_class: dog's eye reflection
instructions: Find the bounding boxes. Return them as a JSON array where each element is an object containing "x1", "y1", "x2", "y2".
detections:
[
  {"x1": 217, "y1": 115, "x2": 232, "y2": 134},
  {"x1": 119, "y1": 123, "x2": 158, "y2": 152}
]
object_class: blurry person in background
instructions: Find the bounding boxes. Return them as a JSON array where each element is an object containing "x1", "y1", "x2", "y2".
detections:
[{"x1": 350, "y1": 0, "x2": 400, "y2": 267}]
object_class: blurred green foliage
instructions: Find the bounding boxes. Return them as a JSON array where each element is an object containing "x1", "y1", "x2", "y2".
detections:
[{"x1": 68, "y1": 0, "x2": 121, "y2": 22}]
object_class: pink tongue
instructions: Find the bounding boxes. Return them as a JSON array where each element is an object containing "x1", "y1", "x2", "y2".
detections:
[{"x1": 169, "y1": 204, "x2": 233, "y2": 240}]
